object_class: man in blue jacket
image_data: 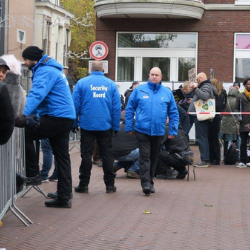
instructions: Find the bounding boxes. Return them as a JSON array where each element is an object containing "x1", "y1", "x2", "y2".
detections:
[
  {"x1": 125, "y1": 67, "x2": 179, "y2": 195},
  {"x1": 72, "y1": 60, "x2": 121, "y2": 194},
  {"x1": 15, "y1": 46, "x2": 76, "y2": 208}
]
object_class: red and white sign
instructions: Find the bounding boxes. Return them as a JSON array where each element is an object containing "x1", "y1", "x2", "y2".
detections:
[{"x1": 89, "y1": 41, "x2": 109, "y2": 60}]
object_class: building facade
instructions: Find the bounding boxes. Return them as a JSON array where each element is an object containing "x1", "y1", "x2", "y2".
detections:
[
  {"x1": 0, "y1": 0, "x2": 73, "y2": 91},
  {"x1": 94, "y1": 0, "x2": 250, "y2": 85}
]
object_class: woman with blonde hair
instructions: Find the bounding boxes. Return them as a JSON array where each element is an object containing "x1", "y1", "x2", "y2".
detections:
[{"x1": 208, "y1": 78, "x2": 227, "y2": 165}]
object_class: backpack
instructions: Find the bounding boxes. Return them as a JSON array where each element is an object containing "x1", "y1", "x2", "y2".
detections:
[{"x1": 224, "y1": 143, "x2": 238, "y2": 165}]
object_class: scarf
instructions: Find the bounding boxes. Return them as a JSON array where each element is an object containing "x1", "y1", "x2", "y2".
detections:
[{"x1": 244, "y1": 88, "x2": 250, "y2": 100}]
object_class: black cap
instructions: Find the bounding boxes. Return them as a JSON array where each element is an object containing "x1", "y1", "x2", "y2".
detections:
[
  {"x1": 0, "y1": 58, "x2": 10, "y2": 70},
  {"x1": 130, "y1": 81, "x2": 139, "y2": 89},
  {"x1": 22, "y1": 46, "x2": 44, "y2": 61},
  {"x1": 233, "y1": 81, "x2": 241, "y2": 88}
]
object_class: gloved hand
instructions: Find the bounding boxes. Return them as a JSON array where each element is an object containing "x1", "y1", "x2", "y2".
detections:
[
  {"x1": 15, "y1": 115, "x2": 26, "y2": 128},
  {"x1": 71, "y1": 127, "x2": 79, "y2": 133},
  {"x1": 15, "y1": 115, "x2": 40, "y2": 130},
  {"x1": 113, "y1": 130, "x2": 118, "y2": 137},
  {"x1": 25, "y1": 115, "x2": 40, "y2": 130}
]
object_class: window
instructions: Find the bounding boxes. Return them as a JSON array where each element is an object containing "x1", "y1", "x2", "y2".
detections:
[
  {"x1": 142, "y1": 57, "x2": 170, "y2": 81},
  {"x1": 234, "y1": 34, "x2": 250, "y2": 82},
  {"x1": 116, "y1": 32, "x2": 197, "y2": 82},
  {"x1": 117, "y1": 57, "x2": 134, "y2": 81},
  {"x1": 235, "y1": 0, "x2": 250, "y2": 5}
]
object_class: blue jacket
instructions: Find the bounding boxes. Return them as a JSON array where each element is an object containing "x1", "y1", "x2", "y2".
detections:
[
  {"x1": 72, "y1": 71, "x2": 121, "y2": 131},
  {"x1": 24, "y1": 55, "x2": 76, "y2": 119},
  {"x1": 125, "y1": 80, "x2": 179, "y2": 136}
]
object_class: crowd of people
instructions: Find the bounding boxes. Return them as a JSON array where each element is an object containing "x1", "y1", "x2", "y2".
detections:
[{"x1": 1, "y1": 46, "x2": 250, "y2": 208}]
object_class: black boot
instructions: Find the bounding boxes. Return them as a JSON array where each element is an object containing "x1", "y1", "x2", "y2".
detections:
[
  {"x1": 47, "y1": 191, "x2": 73, "y2": 199},
  {"x1": 45, "y1": 198, "x2": 71, "y2": 208},
  {"x1": 16, "y1": 173, "x2": 26, "y2": 193}
]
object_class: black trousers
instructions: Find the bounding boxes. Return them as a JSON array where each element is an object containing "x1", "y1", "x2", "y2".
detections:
[
  {"x1": 155, "y1": 150, "x2": 187, "y2": 176},
  {"x1": 135, "y1": 131, "x2": 163, "y2": 188},
  {"x1": 208, "y1": 115, "x2": 221, "y2": 163},
  {"x1": 240, "y1": 131, "x2": 249, "y2": 164},
  {"x1": 25, "y1": 115, "x2": 74, "y2": 199},
  {"x1": 79, "y1": 128, "x2": 116, "y2": 186}
]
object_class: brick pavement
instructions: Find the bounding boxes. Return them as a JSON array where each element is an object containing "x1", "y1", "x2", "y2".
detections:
[{"x1": 1, "y1": 145, "x2": 250, "y2": 249}]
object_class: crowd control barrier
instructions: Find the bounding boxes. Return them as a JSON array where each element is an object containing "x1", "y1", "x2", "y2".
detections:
[{"x1": 0, "y1": 128, "x2": 33, "y2": 226}]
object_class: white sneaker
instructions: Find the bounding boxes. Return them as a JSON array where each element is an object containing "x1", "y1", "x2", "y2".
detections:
[
  {"x1": 246, "y1": 162, "x2": 250, "y2": 167},
  {"x1": 237, "y1": 162, "x2": 247, "y2": 168}
]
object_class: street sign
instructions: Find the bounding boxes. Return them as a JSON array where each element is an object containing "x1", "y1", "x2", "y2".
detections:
[{"x1": 89, "y1": 41, "x2": 109, "y2": 60}]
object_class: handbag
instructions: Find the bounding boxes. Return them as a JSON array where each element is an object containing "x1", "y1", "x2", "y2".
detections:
[{"x1": 194, "y1": 98, "x2": 216, "y2": 121}]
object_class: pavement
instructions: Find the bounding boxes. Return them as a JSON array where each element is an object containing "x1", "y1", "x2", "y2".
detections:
[{"x1": 1, "y1": 144, "x2": 250, "y2": 250}]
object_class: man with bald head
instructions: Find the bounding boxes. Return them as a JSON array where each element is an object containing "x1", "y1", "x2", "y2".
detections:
[
  {"x1": 125, "y1": 67, "x2": 179, "y2": 195},
  {"x1": 188, "y1": 72, "x2": 218, "y2": 167},
  {"x1": 72, "y1": 60, "x2": 121, "y2": 194}
]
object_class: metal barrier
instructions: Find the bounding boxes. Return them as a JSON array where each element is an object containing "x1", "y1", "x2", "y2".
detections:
[
  {"x1": 69, "y1": 130, "x2": 80, "y2": 151},
  {"x1": 0, "y1": 128, "x2": 32, "y2": 226}
]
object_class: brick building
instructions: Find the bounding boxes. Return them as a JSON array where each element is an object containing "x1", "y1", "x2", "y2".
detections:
[{"x1": 94, "y1": 0, "x2": 250, "y2": 86}]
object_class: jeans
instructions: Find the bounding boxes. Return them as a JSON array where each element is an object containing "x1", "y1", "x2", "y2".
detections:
[
  {"x1": 195, "y1": 119, "x2": 210, "y2": 162},
  {"x1": 115, "y1": 148, "x2": 140, "y2": 173},
  {"x1": 40, "y1": 138, "x2": 58, "y2": 178},
  {"x1": 135, "y1": 131, "x2": 163, "y2": 188},
  {"x1": 79, "y1": 128, "x2": 116, "y2": 186},
  {"x1": 25, "y1": 115, "x2": 74, "y2": 199}
]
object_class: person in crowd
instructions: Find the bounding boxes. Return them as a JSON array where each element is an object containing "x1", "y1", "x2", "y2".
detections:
[
  {"x1": 181, "y1": 81, "x2": 195, "y2": 135},
  {"x1": 177, "y1": 104, "x2": 190, "y2": 136},
  {"x1": 155, "y1": 123, "x2": 192, "y2": 180},
  {"x1": 233, "y1": 81, "x2": 241, "y2": 91},
  {"x1": 124, "y1": 81, "x2": 139, "y2": 107},
  {"x1": 72, "y1": 60, "x2": 121, "y2": 194},
  {"x1": 112, "y1": 112, "x2": 140, "y2": 179},
  {"x1": 208, "y1": 78, "x2": 227, "y2": 165},
  {"x1": 0, "y1": 55, "x2": 27, "y2": 193},
  {"x1": 15, "y1": 46, "x2": 75, "y2": 208},
  {"x1": 188, "y1": 72, "x2": 218, "y2": 168},
  {"x1": 40, "y1": 138, "x2": 58, "y2": 182},
  {"x1": 125, "y1": 67, "x2": 179, "y2": 195},
  {"x1": 220, "y1": 86, "x2": 240, "y2": 162},
  {"x1": 0, "y1": 58, "x2": 14, "y2": 145},
  {"x1": 235, "y1": 77, "x2": 250, "y2": 168}
]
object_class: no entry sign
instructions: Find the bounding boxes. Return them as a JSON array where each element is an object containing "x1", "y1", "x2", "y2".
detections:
[{"x1": 89, "y1": 41, "x2": 109, "y2": 60}]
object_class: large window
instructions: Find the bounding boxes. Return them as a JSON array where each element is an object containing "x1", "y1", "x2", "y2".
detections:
[
  {"x1": 142, "y1": 57, "x2": 170, "y2": 81},
  {"x1": 116, "y1": 32, "x2": 197, "y2": 83},
  {"x1": 117, "y1": 57, "x2": 134, "y2": 81},
  {"x1": 234, "y1": 34, "x2": 250, "y2": 82}
]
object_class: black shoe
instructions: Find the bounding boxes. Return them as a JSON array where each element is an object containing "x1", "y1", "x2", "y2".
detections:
[
  {"x1": 176, "y1": 169, "x2": 188, "y2": 179},
  {"x1": 142, "y1": 187, "x2": 151, "y2": 195},
  {"x1": 156, "y1": 173, "x2": 175, "y2": 180},
  {"x1": 16, "y1": 173, "x2": 26, "y2": 193},
  {"x1": 45, "y1": 198, "x2": 71, "y2": 208},
  {"x1": 74, "y1": 185, "x2": 88, "y2": 193},
  {"x1": 150, "y1": 187, "x2": 155, "y2": 193},
  {"x1": 25, "y1": 175, "x2": 42, "y2": 186},
  {"x1": 106, "y1": 185, "x2": 116, "y2": 193},
  {"x1": 47, "y1": 191, "x2": 73, "y2": 199},
  {"x1": 210, "y1": 160, "x2": 220, "y2": 165}
]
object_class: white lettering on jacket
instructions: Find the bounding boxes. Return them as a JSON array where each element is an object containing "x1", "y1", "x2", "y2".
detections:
[
  {"x1": 90, "y1": 85, "x2": 108, "y2": 92},
  {"x1": 93, "y1": 92, "x2": 106, "y2": 98}
]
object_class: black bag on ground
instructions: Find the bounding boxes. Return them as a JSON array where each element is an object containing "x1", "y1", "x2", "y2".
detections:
[{"x1": 224, "y1": 143, "x2": 238, "y2": 165}]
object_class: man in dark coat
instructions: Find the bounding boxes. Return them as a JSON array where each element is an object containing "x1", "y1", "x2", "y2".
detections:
[{"x1": 155, "y1": 124, "x2": 193, "y2": 180}]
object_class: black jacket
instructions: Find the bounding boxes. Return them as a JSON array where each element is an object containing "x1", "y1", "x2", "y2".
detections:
[
  {"x1": 0, "y1": 82, "x2": 15, "y2": 145},
  {"x1": 162, "y1": 124, "x2": 190, "y2": 153},
  {"x1": 112, "y1": 120, "x2": 138, "y2": 158},
  {"x1": 124, "y1": 89, "x2": 132, "y2": 107}
]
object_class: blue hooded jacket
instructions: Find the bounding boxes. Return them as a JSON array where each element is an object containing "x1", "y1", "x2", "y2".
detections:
[
  {"x1": 23, "y1": 55, "x2": 76, "y2": 119},
  {"x1": 72, "y1": 71, "x2": 121, "y2": 131},
  {"x1": 125, "y1": 80, "x2": 179, "y2": 136}
]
